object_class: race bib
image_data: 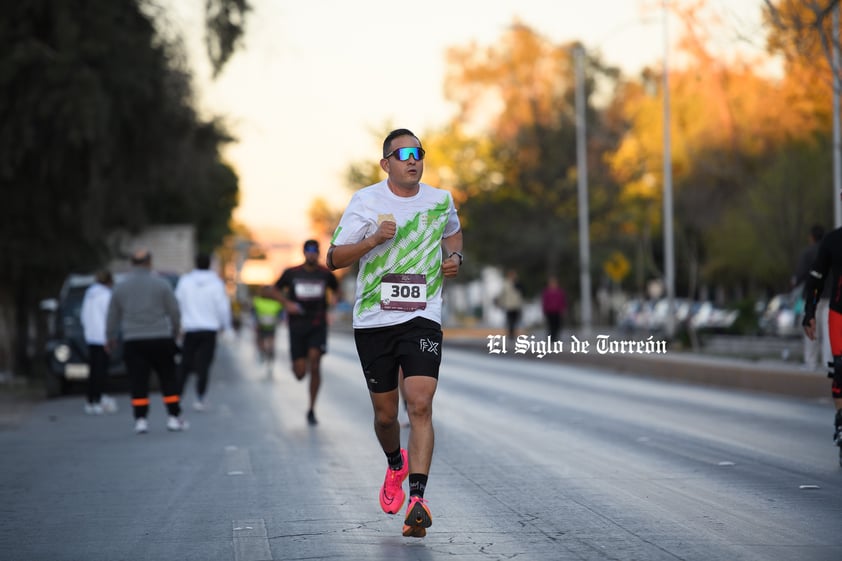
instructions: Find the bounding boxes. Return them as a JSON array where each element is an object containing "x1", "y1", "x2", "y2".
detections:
[
  {"x1": 257, "y1": 313, "x2": 277, "y2": 326},
  {"x1": 294, "y1": 280, "x2": 325, "y2": 300},
  {"x1": 381, "y1": 274, "x2": 427, "y2": 311}
]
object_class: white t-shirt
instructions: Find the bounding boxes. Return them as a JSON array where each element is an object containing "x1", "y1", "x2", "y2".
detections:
[
  {"x1": 81, "y1": 283, "x2": 112, "y2": 345},
  {"x1": 331, "y1": 180, "x2": 461, "y2": 329}
]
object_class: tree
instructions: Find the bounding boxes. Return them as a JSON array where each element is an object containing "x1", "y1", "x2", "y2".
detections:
[
  {"x1": 442, "y1": 23, "x2": 624, "y2": 295},
  {"x1": 205, "y1": 0, "x2": 251, "y2": 78},
  {"x1": 607, "y1": 1, "x2": 832, "y2": 301},
  {"x1": 308, "y1": 197, "x2": 344, "y2": 242},
  {"x1": 764, "y1": 0, "x2": 839, "y2": 82},
  {"x1": 706, "y1": 135, "x2": 832, "y2": 288},
  {"x1": 0, "y1": 0, "x2": 248, "y2": 376}
]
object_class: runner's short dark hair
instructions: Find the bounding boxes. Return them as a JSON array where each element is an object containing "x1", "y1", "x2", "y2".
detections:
[
  {"x1": 95, "y1": 269, "x2": 113, "y2": 285},
  {"x1": 195, "y1": 253, "x2": 211, "y2": 270},
  {"x1": 382, "y1": 128, "x2": 420, "y2": 158}
]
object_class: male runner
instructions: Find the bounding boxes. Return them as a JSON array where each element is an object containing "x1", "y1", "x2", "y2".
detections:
[
  {"x1": 252, "y1": 285, "x2": 283, "y2": 375},
  {"x1": 274, "y1": 240, "x2": 338, "y2": 425},
  {"x1": 327, "y1": 128, "x2": 463, "y2": 537}
]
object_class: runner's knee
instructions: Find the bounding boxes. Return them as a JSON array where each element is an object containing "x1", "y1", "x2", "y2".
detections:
[
  {"x1": 404, "y1": 393, "x2": 433, "y2": 419},
  {"x1": 373, "y1": 408, "x2": 398, "y2": 428},
  {"x1": 406, "y1": 403, "x2": 432, "y2": 420}
]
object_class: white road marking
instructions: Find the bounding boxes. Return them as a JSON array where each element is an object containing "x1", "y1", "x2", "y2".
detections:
[{"x1": 232, "y1": 518, "x2": 272, "y2": 561}]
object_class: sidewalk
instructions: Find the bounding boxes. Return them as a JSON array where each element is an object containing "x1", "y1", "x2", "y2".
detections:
[
  {"x1": 0, "y1": 374, "x2": 42, "y2": 429},
  {"x1": 442, "y1": 326, "x2": 831, "y2": 400}
]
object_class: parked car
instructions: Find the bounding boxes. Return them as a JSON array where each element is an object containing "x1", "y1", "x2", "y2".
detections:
[
  {"x1": 40, "y1": 271, "x2": 179, "y2": 397},
  {"x1": 688, "y1": 301, "x2": 739, "y2": 331},
  {"x1": 758, "y1": 285, "x2": 804, "y2": 337},
  {"x1": 616, "y1": 297, "x2": 737, "y2": 333},
  {"x1": 616, "y1": 298, "x2": 654, "y2": 331}
]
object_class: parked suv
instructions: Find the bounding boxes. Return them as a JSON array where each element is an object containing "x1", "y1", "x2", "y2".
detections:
[{"x1": 41, "y1": 271, "x2": 179, "y2": 397}]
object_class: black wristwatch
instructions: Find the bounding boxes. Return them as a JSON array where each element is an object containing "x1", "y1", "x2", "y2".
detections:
[{"x1": 448, "y1": 251, "x2": 463, "y2": 265}]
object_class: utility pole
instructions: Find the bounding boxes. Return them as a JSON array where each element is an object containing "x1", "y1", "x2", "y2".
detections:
[
  {"x1": 573, "y1": 44, "x2": 593, "y2": 337},
  {"x1": 574, "y1": 44, "x2": 593, "y2": 336},
  {"x1": 662, "y1": 1, "x2": 676, "y2": 337}
]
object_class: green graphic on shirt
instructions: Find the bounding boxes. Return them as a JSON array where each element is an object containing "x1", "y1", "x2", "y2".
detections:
[
  {"x1": 330, "y1": 225, "x2": 342, "y2": 245},
  {"x1": 358, "y1": 198, "x2": 451, "y2": 315}
]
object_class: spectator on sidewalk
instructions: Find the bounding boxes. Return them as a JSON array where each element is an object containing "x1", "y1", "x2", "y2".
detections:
[
  {"x1": 496, "y1": 269, "x2": 524, "y2": 340},
  {"x1": 541, "y1": 276, "x2": 567, "y2": 341},
  {"x1": 106, "y1": 249, "x2": 187, "y2": 434},
  {"x1": 80, "y1": 269, "x2": 118, "y2": 415},
  {"x1": 794, "y1": 224, "x2": 831, "y2": 370}
]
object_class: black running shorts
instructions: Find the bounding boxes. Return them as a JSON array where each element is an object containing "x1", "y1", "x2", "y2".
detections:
[
  {"x1": 288, "y1": 323, "x2": 328, "y2": 361},
  {"x1": 353, "y1": 317, "x2": 443, "y2": 393}
]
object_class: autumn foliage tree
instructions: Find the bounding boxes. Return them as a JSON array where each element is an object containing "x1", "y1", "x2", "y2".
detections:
[
  {"x1": 441, "y1": 23, "x2": 625, "y2": 295},
  {"x1": 609, "y1": 1, "x2": 834, "y2": 301}
]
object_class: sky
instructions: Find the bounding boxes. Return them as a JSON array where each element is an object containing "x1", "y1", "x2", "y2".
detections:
[{"x1": 169, "y1": 0, "x2": 768, "y2": 241}]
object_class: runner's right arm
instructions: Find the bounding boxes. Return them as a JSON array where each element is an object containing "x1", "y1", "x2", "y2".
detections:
[{"x1": 327, "y1": 221, "x2": 395, "y2": 270}]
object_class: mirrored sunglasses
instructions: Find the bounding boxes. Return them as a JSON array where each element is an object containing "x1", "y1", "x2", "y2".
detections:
[{"x1": 385, "y1": 146, "x2": 425, "y2": 162}]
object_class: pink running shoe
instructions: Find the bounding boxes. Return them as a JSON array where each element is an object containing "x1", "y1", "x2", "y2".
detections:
[
  {"x1": 379, "y1": 448, "x2": 408, "y2": 514},
  {"x1": 402, "y1": 496, "x2": 432, "y2": 538}
]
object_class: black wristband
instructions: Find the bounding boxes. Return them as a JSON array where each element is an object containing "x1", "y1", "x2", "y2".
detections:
[{"x1": 326, "y1": 246, "x2": 337, "y2": 270}]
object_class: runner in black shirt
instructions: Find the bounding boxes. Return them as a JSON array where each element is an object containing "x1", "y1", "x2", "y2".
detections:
[
  {"x1": 802, "y1": 224, "x2": 842, "y2": 463},
  {"x1": 275, "y1": 239, "x2": 339, "y2": 425}
]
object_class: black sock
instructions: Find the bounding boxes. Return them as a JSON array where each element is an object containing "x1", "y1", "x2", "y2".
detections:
[
  {"x1": 386, "y1": 448, "x2": 403, "y2": 471},
  {"x1": 408, "y1": 473, "x2": 427, "y2": 498}
]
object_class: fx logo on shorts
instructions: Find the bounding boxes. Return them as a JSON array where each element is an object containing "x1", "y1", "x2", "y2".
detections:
[{"x1": 419, "y1": 338, "x2": 439, "y2": 355}]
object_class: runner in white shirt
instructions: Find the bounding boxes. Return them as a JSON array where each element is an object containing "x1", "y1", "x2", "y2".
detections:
[
  {"x1": 328, "y1": 128, "x2": 463, "y2": 538},
  {"x1": 174, "y1": 253, "x2": 231, "y2": 411}
]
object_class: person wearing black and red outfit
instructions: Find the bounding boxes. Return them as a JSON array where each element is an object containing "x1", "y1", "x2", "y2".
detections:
[
  {"x1": 274, "y1": 239, "x2": 339, "y2": 425},
  {"x1": 802, "y1": 220, "x2": 842, "y2": 463}
]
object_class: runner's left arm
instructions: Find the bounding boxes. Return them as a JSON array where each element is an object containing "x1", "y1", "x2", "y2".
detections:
[{"x1": 441, "y1": 230, "x2": 463, "y2": 278}]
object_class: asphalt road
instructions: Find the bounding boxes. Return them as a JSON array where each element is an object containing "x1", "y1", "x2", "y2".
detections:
[{"x1": 1, "y1": 329, "x2": 841, "y2": 561}]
